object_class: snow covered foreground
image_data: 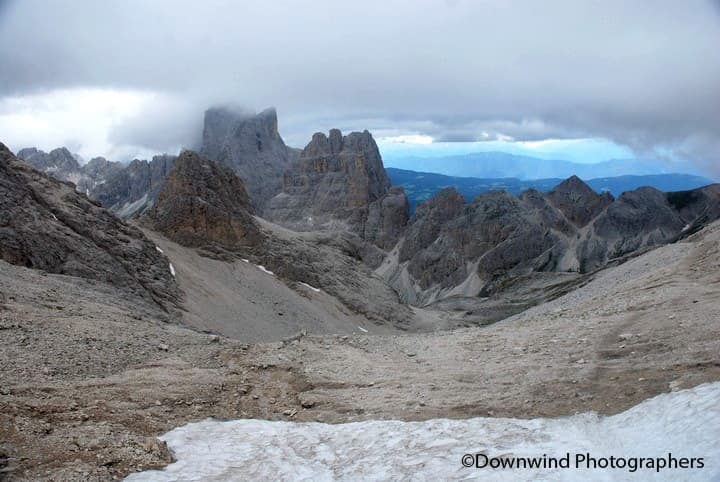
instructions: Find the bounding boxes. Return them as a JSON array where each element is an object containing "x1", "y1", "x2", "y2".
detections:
[{"x1": 127, "y1": 383, "x2": 720, "y2": 481}]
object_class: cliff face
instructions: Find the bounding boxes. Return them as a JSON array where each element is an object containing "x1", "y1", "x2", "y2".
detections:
[
  {"x1": 92, "y1": 154, "x2": 176, "y2": 218},
  {"x1": 145, "y1": 150, "x2": 261, "y2": 251},
  {"x1": 200, "y1": 107, "x2": 294, "y2": 211},
  {"x1": 144, "y1": 149, "x2": 413, "y2": 327},
  {"x1": 0, "y1": 143, "x2": 179, "y2": 307},
  {"x1": 266, "y1": 129, "x2": 408, "y2": 250}
]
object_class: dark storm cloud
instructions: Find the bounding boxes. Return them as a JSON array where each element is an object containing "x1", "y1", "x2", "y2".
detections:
[{"x1": 0, "y1": 0, "x2": 719, "y2": 172}]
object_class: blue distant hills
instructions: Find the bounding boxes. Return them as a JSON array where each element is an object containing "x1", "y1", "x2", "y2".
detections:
[
  {"x1": 383, "y1": 151, "x2": 709, "y2": 179},
  {"x1": 386, "y1": 167, "x2": 716, "y2": 213}
]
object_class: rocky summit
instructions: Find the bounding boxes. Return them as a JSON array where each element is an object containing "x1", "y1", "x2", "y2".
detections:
[
  {"x1": 17, "y1": 147, "x2": 123, "y2": 197},
  {"x1": 381, "y1": 176, "x2": 720, "y2": 307},
  {"x1": 267, "y1": 129, "x2": 409, "y2": 250},
  {"x1": 200, "y1": 107, "x2": 296, "y2": 211},
  {"x1": 0, "y1": 143, "x2": 179, "y2": 308},
  {"x1": 145, "y1": 150, "x2": 261, "y2": 252},
  {"x1": 545, "y1": 175, "x2": 614, "y2": 227}
]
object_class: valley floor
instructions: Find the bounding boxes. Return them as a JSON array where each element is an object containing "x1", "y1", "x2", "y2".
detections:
[{"x1": 1, "y1": 223, "x2": 719, "y2": 480}]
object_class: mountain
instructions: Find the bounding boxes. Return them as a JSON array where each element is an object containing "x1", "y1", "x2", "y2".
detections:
[
  {"x1": 92, "y1": 154, "x2": 177, "y2": 218},
  {"x1": 380, "y1": 176, "x2": 720, "y2": 308},
  {"x1": 267, "y1": 129, "x2": 409, "y2": 251},
  {"x1": 0, "y1": 143, "x2": 179, "y2": 308},
  {"x1": 385, "y1": 151, "x2": 705, "y2": 179},
  {"x1": 200, "y1": 107, "x2": 296, "y2": 211},
  {"x1": 387, "y1": 167, "x2": 715, "y2": 212},
  {"x1": 145, "y1": 150, "x2": 261, "y2": 251},
  {"x1": 144, "y1": 147, "x2": 415, "y2": 327},
  {"x1": 16, "y1": 147, "x2": 123, "y2": 196}
]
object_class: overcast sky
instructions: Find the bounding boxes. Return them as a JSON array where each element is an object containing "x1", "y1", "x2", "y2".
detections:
[{"x1": 0, "y1": 0, "x2": 718, "y2": 174}]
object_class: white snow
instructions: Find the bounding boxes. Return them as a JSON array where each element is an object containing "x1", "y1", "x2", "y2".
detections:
[
  {"x1": 51, "y1": 213, "x2": 58, "y2": 221},
  {"x1": 300, "y1": 282, "x2": 321, "y2": 293},
  {"x1": 241, "y1": 259, "x2": 250, "y2": 263},
  {"x1": 169, "y1": 263, "x2": 176, "y2": 277},
  {"x1": 357, "y1": 326, "x2": 369, "y2": 333},
  {"x1": 256, "y1": 265, "x2": 274, "y2": 276},
  {"x1": 155, "y1": 246, "x2": 164, "y2": 254},
  {"x1": 126, "y1": 382, "x2": 720, "y2": 481}
]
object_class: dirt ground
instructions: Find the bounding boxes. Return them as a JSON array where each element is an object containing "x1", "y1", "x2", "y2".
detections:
[{"x1": 1, "y1": 222, "x2": 719, "y2": 481}]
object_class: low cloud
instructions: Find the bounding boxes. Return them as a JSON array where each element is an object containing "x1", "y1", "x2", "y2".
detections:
[{"x1": 0, "y1": 0, "x2": 718, "y2": 174}]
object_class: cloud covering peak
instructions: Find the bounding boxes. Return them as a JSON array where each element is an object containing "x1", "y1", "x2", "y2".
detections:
[{"x1": 0, "y1": 0, "x2": 718, "y2": 172}]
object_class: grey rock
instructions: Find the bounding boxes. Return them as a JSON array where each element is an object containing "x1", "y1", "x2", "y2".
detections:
[
  {"x1": 267, "y1": 129, "x2": 408, "y2": 250},
  {"x1": 545, "y1": 175, "x2": 614, "y2": 227},
  {"x1": 200, "y1": 107, "x2": 293, "y2": 211},
  {"x1": 0, "y1": 142, "x2": 179, "y2": 308},
  {"x1": 384, "y1": 175, "x2": 720, "y2": 307},
  {"x1": 92, "y1": 154, "x2": 176, "y2": 218},
  {"x1": 16, "y1": 147, "x2": 123, "y2": 196}
]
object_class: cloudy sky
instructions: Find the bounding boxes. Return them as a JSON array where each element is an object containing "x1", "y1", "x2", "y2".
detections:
[{"x1": 0, "y1": 0, "x2": 718, "y2": 174}]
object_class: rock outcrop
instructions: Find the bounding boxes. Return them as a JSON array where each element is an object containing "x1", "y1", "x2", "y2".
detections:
[
  {"x1": 545, "y1": 175, "x2": 614, "y2": 227},
  {"x1": 145, "y1": 150, "x2": 261, "y2": 251},
  {"x1": 17, "y1": 147, "x2": 123, "y2": 196},
  {"x1": 144, "y1": 149, "x2": 413, "y2": 326},
  {"x1": 381, "y1": 175, "x2": 720, "y2": 306},
  {"x1": 0, "y1": 143, "x2": 179, "y2": 307},
  {"x1": 267, "y1": 129, "x2": 409, "y2": 250},
  {"x1": 578, "y1": 187, "x2": 684, "y2": 271},
  {"x1": 92, "y1": 154, "x2": 176, "y2": 218},
  {"x1": 200, "y1": 107, "x2": 294, "y2": 211}
]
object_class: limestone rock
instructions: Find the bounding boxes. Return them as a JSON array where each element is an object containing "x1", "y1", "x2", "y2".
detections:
[
  {"x1": 0, "y1": 143, "x2": 179, "y2": 307},
  {"x1": 16, "y1": 147, "x2": 123, "y2": 196},
  {"x1": 145, "y1": 150, "x2": 261, "y2": 250},
  {"x1": 200, "y1": 107, "x2": 293, "y2": 211},
  {"x1": 382, "y1": 175, "x2": 720, "y2": 307},
  {"x1": 92, "y1": 154, "x2": 176, "y2": 218},
  {"x1": 267, "y1": 129, "x2": 408, "y2": 250}
]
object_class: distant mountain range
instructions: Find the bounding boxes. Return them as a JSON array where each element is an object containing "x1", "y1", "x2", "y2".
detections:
[
  {"x1": 384, "y1": 152, "x2": 707, "y2": 180},
  {"x1": 387, "y1": 167, "x2": 716, "y2": 212}
]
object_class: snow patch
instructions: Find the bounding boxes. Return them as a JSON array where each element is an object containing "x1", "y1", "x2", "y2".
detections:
[
  {"x1": 256, "y1": 265, "x2": 274, "y2": 276},
  {"x1": 169, "y1": 263, "x2": 176, "y2": 277},
  {"x1": 155, "y1": 246, "x2": 164, "y2": 254},
  {"x1": 51, "y1": 213, "x2": 58, "y2": 221},
  {"x1": 241, "y1": 259, "x2": 250, "y2": 263},
  {"x1": 357, "y1": 326, "x2": 369, "y2": 333},
  {"x1": 300, "y1": 282, "x2": 321, "y2": 293},
  {"x1": 126, "y1": 382, "x2": 720, "y2": 481}
]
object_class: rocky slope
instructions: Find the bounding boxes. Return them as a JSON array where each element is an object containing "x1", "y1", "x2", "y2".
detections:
[
  {"x1": 0, "y1": 143, "x2": 179, "y2": 308},
  {"x1": 381, "y1": 176, "x2": 720, "y2": 308},
  {"x1": 143, "y1": 149, "x2": 415, "y2": 328},
  {"x1": 145, "y1": 151, "x2": 261, "y2": 251},
  {"x1": 267, "y1": 129, "x2": 409, "y2": 251},
  {"x1": 200, "y1": 107, "x2": 295, "y2": 211},
  {"x1": 2, "y1": 219, "x2": 719, "y2": 480},
  {"x1": 17, "y1": 147, "x2": 123, "y2": 196}
]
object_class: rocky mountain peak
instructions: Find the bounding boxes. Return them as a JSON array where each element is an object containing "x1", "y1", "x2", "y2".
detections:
[
  {"x1": 145, "y1": 150, "x2": 261, "y2": 251},
  {"x1": 200, "y1": 106, "x2": 292, "y2": 211},
  {"x1": 266, "y1": 129, "x2": 403, "y2": 248},
  {"x1": 545, "y1": 175, "x2": 614, "y2": 227},
  {"x1": 17, "y1": 146, "x2": 80, "y2": 172}
]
